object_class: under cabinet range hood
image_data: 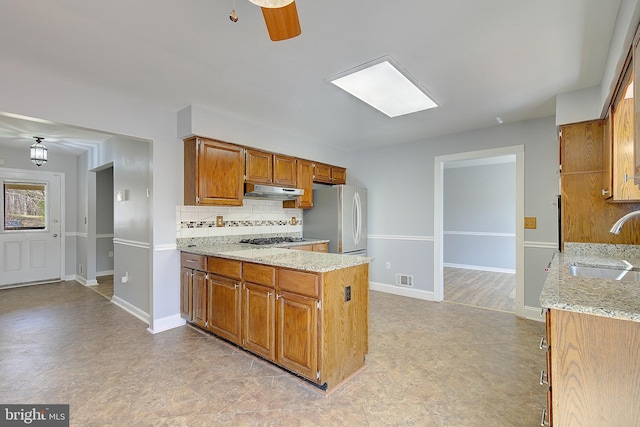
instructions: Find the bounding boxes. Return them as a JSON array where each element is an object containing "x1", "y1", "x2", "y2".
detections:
[{"x1": 244, "y1": 183, "x2": 303, "y2": 200}]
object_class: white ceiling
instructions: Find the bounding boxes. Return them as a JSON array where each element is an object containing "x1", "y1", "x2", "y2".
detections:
[{"x1": 0, "y1": 0, "x2": 623, "y2": 155}]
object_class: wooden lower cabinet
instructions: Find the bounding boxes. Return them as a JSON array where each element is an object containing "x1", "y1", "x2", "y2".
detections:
[
  {"x1": 180, "y1": 252, "x2": 369, "y2": 391},
  {"x1": 276, "y1": 290, "x2": 319, "y2": 380},
  {"x1": 285, "y1": 242, "x2": 328, "y2": 252},
  {"x1": 546, "y1": 308, "x2": 640, "y2": 426},
  {"x1": 207, "y1": 274, "x2": 242, "y2": 344}
]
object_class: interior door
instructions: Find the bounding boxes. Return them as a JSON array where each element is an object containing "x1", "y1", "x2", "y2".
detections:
[{"x1": 1, "y1": 169, "x2": 62, "y2": 287}]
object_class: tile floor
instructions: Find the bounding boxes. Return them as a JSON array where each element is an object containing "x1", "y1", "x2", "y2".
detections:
[{"x1": 0, "y1": 281, "x2": 546, "y2": 426}]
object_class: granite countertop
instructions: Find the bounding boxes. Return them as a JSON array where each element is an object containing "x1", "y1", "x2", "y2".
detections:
[
  {"x1": 540, "y1": 243, "x2": 640, "y2": 322},
  {"x1": 180, "y1": 241, "x2": 372, "y2": 273}
]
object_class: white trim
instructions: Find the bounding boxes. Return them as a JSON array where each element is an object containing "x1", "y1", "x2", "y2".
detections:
[
  {"x1": 524, "y1": 241, "x2": 558, "y2": 249},
  {"x1": 368, "y1": 234, "x2": 434, "y2": 241},
  {"x1": 435, "y1": 145, "x2": 525, "y2": 317},
  {"x1": 112, "y1": 295, "x2": 150, "y2": 325},
  {"x1": 77, "y1": 233, "x2": 88, "y2": 238},
  {"x1": 96, "y1": 234, "x2": 114, "y2": 239},
  {"x1": 97, "y1": 270, "x2": 114, "y2": 277},
  {"x1": 521, "y1": 305, "x2": 545, "y2": 322},
  {"x1": 65, "y1": 232, "x2": 82, "y2": 237},
  {"x1": 147, "y1": 314, "x2": 186, "y2": 334},
  {"x1": 113, "y1": 238, "x2": 150, "y2": 249},
  {"x1": 154, "y1": 243, "x2": 177, "y2": 251},
  {"x1": 75, "y1": 276, "x2": 98, "y2": 287},
  {"x1": 444, "y1": 231, "x2": 516, "y2": 238},
  {"x1": 443, "y1": 263, "x2": 515, "y2": 274},
  {"x1": 369, "y1": 281, "x2": 435, "y2": 301}
]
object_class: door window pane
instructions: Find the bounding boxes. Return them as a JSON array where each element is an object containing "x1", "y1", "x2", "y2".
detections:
[{"x1": 4, "y1": 182, "x2": 47, "y2": 230}]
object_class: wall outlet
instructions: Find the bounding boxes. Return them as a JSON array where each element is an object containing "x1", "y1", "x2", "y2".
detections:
[
  {"x1": 121, "y1": 272, "x2": 129, "y2": 284},
  {"x1": 385, "y1": 261, "x2": 391, "y2": 270},
  {"x1": 216, "y1": 216, "x2": 224, "y2": 227},
  {"x1": 524, "y1": 217, "x2": 537, "y2": 229},
  {"x1": 79, "y1": 264, "x2": 83, "y2": 274},
  {"x1": 291, "y1": 217, "x2": 297, "y2": 225},
  {"x1": 344, "y1": 285, "x2": 351, "y2": 302},
  {"x1": 108, "y1": 251, "x2": 114, "y2": 258}
]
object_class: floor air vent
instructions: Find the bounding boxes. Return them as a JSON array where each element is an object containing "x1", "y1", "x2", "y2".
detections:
[{"x1": 395, "y1": 274, "x2": 414, "y2": 287}]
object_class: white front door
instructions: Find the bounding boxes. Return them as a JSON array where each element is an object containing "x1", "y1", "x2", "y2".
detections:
[{"x1": 0, "y1": 168, "x2": 63, "y2": 287}]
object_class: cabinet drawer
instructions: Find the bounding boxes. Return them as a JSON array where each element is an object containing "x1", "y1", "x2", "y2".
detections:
[
  {"x1": 181, "y1": 252, "x2": 206, "y2": 270},
  {"x1": 244, "y1": 263, "x2": 276, "y2": 288},
  {"x1": 278, "y1": 269, "x2": 319, "y2": 298},
  {"x1": 208, "y1": 257, "x2": 242, "y2": 280}
]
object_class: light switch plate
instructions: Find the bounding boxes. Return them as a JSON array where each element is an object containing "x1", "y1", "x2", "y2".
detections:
[{"x1": 524, "y1": 217, "x2": 537, "y2": 229}]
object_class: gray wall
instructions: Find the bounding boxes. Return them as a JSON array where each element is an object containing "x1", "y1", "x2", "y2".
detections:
[
  {"x1": 347, "y1": 116, "x2": 559, "y2": 311},
  {"x1": 96, "y1": 167, "x2": 114, "y2": 274},
  {"x1": 443, "y1": 161, "x2": 516, "y2": 271}
]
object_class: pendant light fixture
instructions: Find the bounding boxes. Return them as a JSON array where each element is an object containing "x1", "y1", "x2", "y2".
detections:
[{"x1": 30, "y1": 136, "x2": 48, "y2": 167}]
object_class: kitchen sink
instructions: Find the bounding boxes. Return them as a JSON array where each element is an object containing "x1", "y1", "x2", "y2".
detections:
[{"x1": 569, "y1": 265, "x2": 640, "y2": 282}]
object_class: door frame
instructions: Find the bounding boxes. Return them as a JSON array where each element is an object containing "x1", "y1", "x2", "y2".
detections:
[
  {"x1": 0, "y1": 167, "x2": 65, "y2": 286},
  {"x1": 434, "y1": 145, "x2": 525, "y2": 317}
]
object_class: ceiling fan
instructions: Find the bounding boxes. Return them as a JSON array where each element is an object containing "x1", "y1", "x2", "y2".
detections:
[{"x1": 234, "y1": 0, "x2": 301, "y2": 41}]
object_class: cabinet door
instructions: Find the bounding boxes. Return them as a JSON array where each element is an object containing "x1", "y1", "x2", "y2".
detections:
[
  {"x1": 197, "y1": 138, "x2": 245, "y2": 206},
  {"x1": 192, "y1": 270, "x2": 208, "y2": 329},
  {"x1": 331, "y1": 166, "x2": 346, "y2": 185},
  {"x1": 313, "y1": 163, "x2": 332, "y2": 183},
  {"x1": 283, "y1": 159, "x2": 313, "y2": 209},
  {"x1": 312, "y1": 243, "x2": 328, "y2": 252},
  {"x1": 602, "y1": 108, "x2": 613, "y2": 199},
  {"x1": 180, "y1": 267, "x2": 193, "y2": 321},
  {"x1": 245, "y1": 149, "x2": 273, "y2": 184},
  {"x1": 273, "y1": 154, "x2": 297, "y2": 187},
  {"x1": 207, "y1": 274, "x2": 242, "y2": 344},
  {"x1": 243, "y1": 282, "x2": 276, "y2": 361},
  {"x1": 612, "y1": 63, "x2": 640, "y2": 200},
  {"x1": 276, "y1": 291, "x2": 318, "y2": 381}
]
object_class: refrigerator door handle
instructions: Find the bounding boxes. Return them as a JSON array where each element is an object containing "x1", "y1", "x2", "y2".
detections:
[{"x1": 353, "y1": 192, "x2": 362, "y2": 245}]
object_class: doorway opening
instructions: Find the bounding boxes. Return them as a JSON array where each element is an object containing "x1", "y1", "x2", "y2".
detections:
[{"x1": 434, "y1": 146, "x2": 525, "y2": 317}]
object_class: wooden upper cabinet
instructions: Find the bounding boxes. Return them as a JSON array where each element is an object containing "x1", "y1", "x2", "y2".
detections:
[
  {"x1": 634, "y1": 30, "x2": 640, "y2": 186},
  {"x1": 602, "y1": 107, "x2": 613, "y2": 199},
  {"x1": 245, "y1": 149, "x2": 297, "y2": 187},
  {"x1": 245, "y1": 149, "x2": 273, "y2": 185},
  {"x1": 184, "y1": 137, "x2": 245, "y2": 206},
  {"x1": 273, "y1": 154, "x2": 297, "y2": 187},
  {"x1": 313, "y1": 163, "x2": 346, "y2": 185},
  {"x1": 283, "y1": 158, "x2": 313, "y2": 209},
  {"x1": 560, "y1": 121, "x2": 603, "y2": 174},
  {"x1": 612, "y1": 61, "x2": 640, "y2": 201}
]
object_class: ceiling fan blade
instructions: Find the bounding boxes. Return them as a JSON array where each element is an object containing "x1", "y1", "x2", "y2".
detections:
[{"x1": 261, "y1": 1, "x2": 301, "y2": 41}]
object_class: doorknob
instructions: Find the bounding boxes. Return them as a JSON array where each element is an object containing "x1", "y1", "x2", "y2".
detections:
[{"x1": 53, "y1": 234, "x2": 58, "y2": 237}]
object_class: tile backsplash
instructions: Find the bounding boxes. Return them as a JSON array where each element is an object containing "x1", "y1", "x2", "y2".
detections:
[{"x1": 176, "y1": 199, "x2": 303, "y2": 240}]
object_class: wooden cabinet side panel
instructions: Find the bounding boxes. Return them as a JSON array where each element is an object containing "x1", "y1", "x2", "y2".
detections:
[
  {"x1": 602, "y1": 111, "x2": 613, "y2": 198},
  {"x1": 184, "y1": 138, "x2": 197, "y2": 205},
  {"x1": 319, "y1": 264, "x2": 369, "y2": 388},
  {"x1": 551, "y1": 310, "x2": 640, "y2": 426},
  {"x1": 560, "y1": 122, "x2": 603, "y2": 174}
]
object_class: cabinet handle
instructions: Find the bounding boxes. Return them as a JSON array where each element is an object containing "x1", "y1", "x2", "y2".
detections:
[
  {"x1": 602, "y1": 189, "x2": 610, "y2": 196},
  {"x1": 539, "y1": 370, "x2": 549, "y2": 386},
  {"x1": 540, "y1": 408, "x2": 549, "y2": 426},
  {"x1": 539, "y1": 337, "x2": 548, "y2": 350},
  {"x1": 276, "y1": 293, "x2": 281, "y2": 300},
  {"x1": 267, "y1": 292, "x2": 272, "y2": 298},
  {"x1": 234, "y1": 283, "x2": 240, "y2": 289}
]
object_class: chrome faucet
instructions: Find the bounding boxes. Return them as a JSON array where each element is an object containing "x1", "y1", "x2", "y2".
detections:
[{"x1": 609, "y1": 210, "x2": 640, "y2": 234}]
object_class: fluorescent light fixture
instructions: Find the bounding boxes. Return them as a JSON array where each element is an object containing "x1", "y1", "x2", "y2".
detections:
[{"x1": 328, "y1": 56, "x2": 438, "y2": 118}]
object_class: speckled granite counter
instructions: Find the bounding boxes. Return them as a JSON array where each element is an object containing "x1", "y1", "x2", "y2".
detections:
[
  {"x1": 540, "y1": 243, "x2": 640, "y2": 322},
  {"x1": 180, "y1": 242, "x2": 372, "y2": 273}
]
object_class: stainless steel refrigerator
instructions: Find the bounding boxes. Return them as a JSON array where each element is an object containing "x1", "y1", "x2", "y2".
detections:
[{"x1": 302, "y1": 185, "x2": 367, "y2": 256}]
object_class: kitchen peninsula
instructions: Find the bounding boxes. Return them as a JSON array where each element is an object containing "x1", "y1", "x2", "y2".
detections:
[
  {"x1": 539, "y1": 243, "x2": 640, "y2": 426},
  {"x1": 179, "y1": 238, "x2": 372, "y2": 392}
]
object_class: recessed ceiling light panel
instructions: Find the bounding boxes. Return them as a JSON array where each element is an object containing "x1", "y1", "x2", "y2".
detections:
[{"x1": 328, "y1": 56, "x2": 438, "y2": 118}]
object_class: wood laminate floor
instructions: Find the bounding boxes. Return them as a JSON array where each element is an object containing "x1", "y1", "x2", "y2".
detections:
[
  {"x1": 444, "y1": 267, "x2": 515, "y2": 313},
  {"x1": 93, "y1": 275, "x2": 114, "y2": 300},
  {"x1": 0, "y1": 280, "x2": 545, "y2": 426}
]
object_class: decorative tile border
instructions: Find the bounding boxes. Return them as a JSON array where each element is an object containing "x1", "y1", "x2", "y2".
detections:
[{"x1": 181, "y1": 219, "x2": 302, "y2": 229}]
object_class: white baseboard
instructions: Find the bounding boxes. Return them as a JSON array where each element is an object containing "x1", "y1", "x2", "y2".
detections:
[
  {"x1": 111, "y1": 295, "x2": 150, "y2": 325},
  {"x1": 369, "y1": 281, "x2": 435, "y2": 301},
  {"x1": 444, "y1": 263, "x2": 515, "y2": 274},
  {"x1": 519, "y1": 305, "x2": 545, "y2": 322},
  {"x1": 97, "y1": 270, "x2": 114, "y2": 277},
  {"x1": 74, "y1": 275, "x2": 98, "y2": 287},
  {"x1": 147, "y1": 314, "x2": 186, "y2": 334}
]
